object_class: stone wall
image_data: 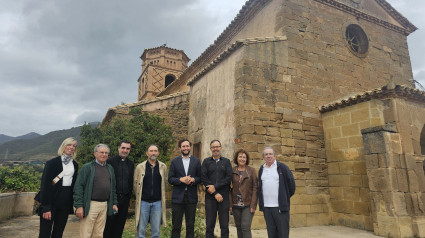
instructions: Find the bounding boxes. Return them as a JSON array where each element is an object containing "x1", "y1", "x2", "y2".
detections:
[
  {"x1": 386, "y1": 98, "x2": 425, "y2": 156},
  {"x1": 322, "y1": 100, "x2": 385, "y2": 230},
  {"x1": 233, "y1": 40, "x2": 329, "y2": 228},
  {"x1": 0, "y1": 192, "x2": 36, "y2": 221},
  {"x1": 361, "y1": 125, "x2": 425, "y2": 238},
  {"x1": 148, "y1": 99, "x2": 190, "y2": 158},
  {"x1": 322, "y1": 95, "x2": 425, "y2": 237},
  {"x1": 228, "y1": 0, "x2": 414, "y2": 228},
  {"x1": 279, "y1": 0, "x2": 413, "y2": 106}
]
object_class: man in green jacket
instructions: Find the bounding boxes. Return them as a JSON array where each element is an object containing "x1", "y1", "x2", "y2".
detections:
[{"x1": 73, "y1": 144, "x2": 118, "y2": 238}]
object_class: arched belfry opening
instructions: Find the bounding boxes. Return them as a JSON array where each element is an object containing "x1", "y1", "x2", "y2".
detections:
[
  {"x1": 137, "y1": 46, "x2": 190, "y2": 100},
  {"x1": 165, "y1": 74, "x2": 176, "y2": 88},
  {"x1": 420, "y1": 125, "x2": 425, "y2": 155}
]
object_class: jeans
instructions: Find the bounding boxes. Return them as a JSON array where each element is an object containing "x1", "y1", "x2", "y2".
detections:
[
  {"x1": 232, "y1": 206, "x2": 253, "y2": 238},
  {"x1": 137, "y1": 200, "x2": 162, "y2": 238},
  {"x1": 263, "y1": 207, "x2": 290, "y2": 238}
]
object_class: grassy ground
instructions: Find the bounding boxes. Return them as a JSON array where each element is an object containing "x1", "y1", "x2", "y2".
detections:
[
  {"x1": 123, "y1": 209, "x2": 206, "y2": 238},
  {"x1": 122, "y1": 215, "x2": 137, "y2": 238}
]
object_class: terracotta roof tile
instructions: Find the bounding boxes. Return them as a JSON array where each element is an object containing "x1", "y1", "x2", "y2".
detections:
[{"x1": 319, "y1": 84, "x2": 425, "y2": 113}]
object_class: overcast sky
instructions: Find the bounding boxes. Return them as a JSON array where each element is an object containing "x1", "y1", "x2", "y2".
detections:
[{"x1": 0, "y1": 0, "x2": 423, "y2": 136}]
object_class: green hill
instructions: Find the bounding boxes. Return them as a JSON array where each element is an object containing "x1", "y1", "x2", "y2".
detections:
[{"x1": 0, "y1": 123, "x2": 98, "y2": 162}]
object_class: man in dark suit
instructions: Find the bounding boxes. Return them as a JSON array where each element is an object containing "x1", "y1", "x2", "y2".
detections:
[
  {"x1": 104, "y1": 140, "x2": 134, "y2": 238},
  {"x1": 168, "y1": 139, "x2": 202, "y2": 238}
]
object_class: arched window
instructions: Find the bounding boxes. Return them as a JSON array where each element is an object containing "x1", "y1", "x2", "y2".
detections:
[
  {"x1": 420, "y1": 125, "x2": 425, "y2": 155},
  {"x1": 165, "y1": 74, "x2": 176, "y2": 88}
]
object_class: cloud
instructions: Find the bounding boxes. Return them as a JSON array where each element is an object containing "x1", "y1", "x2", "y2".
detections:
[
  {"x1": 0, "y1": 0, "x2": 423, "y2": 136},
  {"x1": 74, "y1": 111, "x2": 104, "y2": 125}
]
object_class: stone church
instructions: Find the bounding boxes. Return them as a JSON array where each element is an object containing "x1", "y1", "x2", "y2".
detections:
[{"x1": 102, "y1": 0, "x2": 425, "y2": 237}]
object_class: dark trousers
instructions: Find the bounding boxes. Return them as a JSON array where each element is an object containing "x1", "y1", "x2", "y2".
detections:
[
  {"x1": 205, "y1": 195, "x2": 229, "y2": 238},
  {"x1": 263, "y1": 207, "x2": 290, "y2": 238},
  {"x1": 39, "y1": 187, "x2": 72, "y2": 238},
  {"x1": 232, "y1": 206, "x2": 253, "y2": 238},
  {"x1": 171, "y1": 192, "x2": 197, "y2": 238},
  {"x1": 104, "y1": 194, "x2": 130, "y2": 238}
]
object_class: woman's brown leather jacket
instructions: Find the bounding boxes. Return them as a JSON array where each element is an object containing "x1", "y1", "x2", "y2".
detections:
[{"x1": 230, "y1": 165, "x2": 258, "y2": 210}]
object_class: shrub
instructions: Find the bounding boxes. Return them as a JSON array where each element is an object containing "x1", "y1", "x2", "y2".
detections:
[
  {"x1": 0, "y1": 165, "x2": 41, "y2": 192},
  {"x1": 77, "y1": 109, "x2": 174, "y2": 166}
]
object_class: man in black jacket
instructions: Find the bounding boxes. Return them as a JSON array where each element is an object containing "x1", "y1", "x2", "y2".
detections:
[
  {"x1": 168, "y1": 139, "x2": 201, "y2": 238},
  {"x1": 201, "y1": 139, "x2": 232, "y2": 238},
  {"x1": 258, "y1": 147, "x2": 296, "y2": 238},
  {"x1": 104, "y1": 140, "x2": 134, "y2": 238}
]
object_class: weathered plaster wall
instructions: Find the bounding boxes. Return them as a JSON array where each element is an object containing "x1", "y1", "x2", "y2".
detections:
[
  {"x1": 231, "y1": 0, "x2": 282, "y2": 41},
  {"x1": 188, "y1": 49, "x2": 243, "y2": 160}
]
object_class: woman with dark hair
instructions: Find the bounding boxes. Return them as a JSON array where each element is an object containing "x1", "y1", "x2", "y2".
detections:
[
  {"x1": 38, "y1": 137, "x2": 79, "y2": 238},
  {"x1": 229, "y1": 149, "x2": 258, "y2": 238}
]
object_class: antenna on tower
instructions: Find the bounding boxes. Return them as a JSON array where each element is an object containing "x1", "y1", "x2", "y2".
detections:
[{"x1": 413, "y1": 79, "x2": 425, "y2": 91}]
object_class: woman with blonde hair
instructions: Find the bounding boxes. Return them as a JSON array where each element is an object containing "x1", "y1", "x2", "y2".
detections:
[
  {"x1": 229, "y1": 149, "x2": 258, "y2": 238},
  {"x1": 38, "y1": 137, "x2": 79, "y2": 238}
]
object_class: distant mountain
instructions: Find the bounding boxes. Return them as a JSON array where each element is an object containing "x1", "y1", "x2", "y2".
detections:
[
  {"x1": 0, "y1": 132, "x2": 41, "y2": 144},
  {"x1": 0, "y1": 134, "x2": 13, "y2": 144},
  {"x1": 0, "y1": 122, "x2": 99, "y2": 162}
]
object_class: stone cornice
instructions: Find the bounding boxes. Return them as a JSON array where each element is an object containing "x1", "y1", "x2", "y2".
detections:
[
  {"x1": 158, "y1": 0, "x2": 272, "y2": 97},
  {"x1": 374, "y1": 0, "x2": 417, "y2": 33},
  {"x1": 158, "y1": 0, "x2": 416, "y2": 97},
  {"x1": 140, "y1": 45, "x2": 190, "y2": 62},
  {"x1": 319, "y1": 83, "x2": 425, "y2": 113},
  {"x1": 313, "y1": 0, "x2": 417, "y2": 36},
  {"x1": 187, "y1": 36, "x2": 288, "y2": 86}
]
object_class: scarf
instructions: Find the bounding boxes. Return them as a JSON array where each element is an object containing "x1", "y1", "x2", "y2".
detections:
[{"x1": 61, "y1": 154, "x2": 73, "y2": 165}]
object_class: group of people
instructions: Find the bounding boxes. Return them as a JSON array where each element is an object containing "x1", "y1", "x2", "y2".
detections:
[{"x1": 37, "y1": 137, "x2": 296, "y2": 238}]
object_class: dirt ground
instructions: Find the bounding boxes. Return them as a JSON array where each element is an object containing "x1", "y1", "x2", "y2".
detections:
[{"x1": 0, "y1": 215, "x2": 381, "y2": 237}]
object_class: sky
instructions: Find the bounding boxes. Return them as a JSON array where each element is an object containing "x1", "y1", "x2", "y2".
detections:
[{"x1": 0, "y1": 0, "x2": 423, "y2": 137}]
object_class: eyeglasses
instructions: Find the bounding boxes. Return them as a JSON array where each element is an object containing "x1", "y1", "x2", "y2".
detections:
[
  {"x1": 97, "y1": 151, "x2": 109, "y2": 155},
  {"x1": 210, "y1": 146, "x2": 221, "y2": 149}
]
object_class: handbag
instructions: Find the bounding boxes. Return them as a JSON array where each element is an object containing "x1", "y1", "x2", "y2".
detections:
[{"x1": 34, "y1": 171, "x2": 65, "y2": 214}]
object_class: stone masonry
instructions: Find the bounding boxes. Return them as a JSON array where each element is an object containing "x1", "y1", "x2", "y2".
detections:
[
  {"x1": 321, "y1": 85, "x2": 425, "y2": 238},
  {"x1": 102, "y1": 0, "x2": 421, "y2": 235}
]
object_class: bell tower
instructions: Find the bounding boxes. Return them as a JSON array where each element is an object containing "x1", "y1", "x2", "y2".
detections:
[{"x1": 138, "y1": 45, "x2": 190, "y2": 100}]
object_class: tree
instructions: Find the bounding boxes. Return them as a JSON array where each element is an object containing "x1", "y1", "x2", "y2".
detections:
[{"x1": 77, "y1": 109, "x2": 175, "y2": 166}]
